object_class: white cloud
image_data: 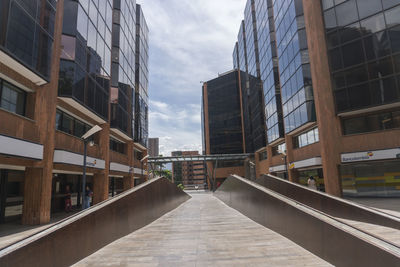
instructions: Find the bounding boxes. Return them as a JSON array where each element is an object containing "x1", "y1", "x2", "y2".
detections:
[{"x1": 138, "y1": 0, "x2": 246, "y2": 156}]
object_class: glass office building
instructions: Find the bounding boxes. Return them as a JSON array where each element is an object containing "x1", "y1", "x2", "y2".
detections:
[
  {"x1": 111, "y1": 0, "x2": 136, "y2": 137},
  {"x1": 273, "y1": 0, "x2": 316, "y2": 133},
  {"x1": 135, "y1": 4, "x2": 149, "y2": 148},
  {"x1": 204, "y1": 71, "x2": 244, "y2": 155},
  {"x1": 58, "y1": 0, "x2": 111, "y2": 119},
  {"x1": 322, "y1": 0, "x2": 400, "y2": 197}
]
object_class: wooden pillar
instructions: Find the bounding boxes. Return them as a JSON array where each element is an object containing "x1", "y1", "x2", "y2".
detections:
[
  {"x1": 93, "y1": 123, "x2": 110, "y2": 204},
  {"x1": 285, "y1": 134, "x2": 298, "y2": 183},
  {"x1": 303, "y1": 0, "x2": 342, "y2": 196},
  {"x1": 123, "y1": 141, "x2": 134, "y2": 190},
  {"x1": 22, "y1": 0, "x2": 64, "y2": 225}
]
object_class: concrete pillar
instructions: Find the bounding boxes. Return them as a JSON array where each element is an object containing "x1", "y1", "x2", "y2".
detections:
[
  {"x1": 303, "y1": 0, "x2": 342, "y2": 196},
  {"x1": 22, "y1": 0, "x2": 64, "y2": 225}
]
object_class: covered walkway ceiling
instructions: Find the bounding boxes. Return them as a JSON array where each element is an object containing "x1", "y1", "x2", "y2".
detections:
[{"x1": 148, "y1": 153, "x2": 253, "y2": 163}]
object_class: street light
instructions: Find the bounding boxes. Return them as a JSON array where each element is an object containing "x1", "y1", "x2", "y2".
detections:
[
  {"x1": 81, "y1": 125, "x2": 102, "y2": 210},
  {"x1": 278, "y1": 149, "x2": 288, "y2": 180},
  {"x1": 140, "y1": 154, "x2": 149, "y2": 181}
]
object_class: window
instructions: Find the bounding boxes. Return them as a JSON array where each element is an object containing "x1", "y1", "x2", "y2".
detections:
[
  {"x1": 55, "y1": 109, "x2": 92, "y2": 138},
  {"x1": 110, "y1": 138, "x2": 125, "y2": 154},
  {"x1": 0, "y1": 80, "x2": 26, "y2": 116},
  {"x1": 60, "y1": 35, "x2": 76, "y2": 60},
  {"x1": 258, "y1": 150, "x2": 268, "y2": 161},
  {"x1": 272, "y1": 142, "x2": 286, "y2": 156},
  {"x1": 293, "y1": 127, "x2": 319, "y2": 148},
  {"x1": 342, "y1": 109, "x2": 400, "y2": 135}
]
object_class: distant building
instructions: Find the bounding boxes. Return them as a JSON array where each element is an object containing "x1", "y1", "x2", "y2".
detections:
[
  {"x1": 148, "y1": 138, "x2": 159, "y2": 157},
  {"x1": 171, "y1": 151, "x2": 206, "y2": 189}
]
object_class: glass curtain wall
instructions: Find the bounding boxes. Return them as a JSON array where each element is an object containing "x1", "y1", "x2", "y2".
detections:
[
  {"x1": 273, "y1": 0, "x2": 316, "y2": 133},
  {"x1": 58, "y1": 0, "x2": 112, "y2": 119},
  {"x1": 111, "y1": 0, "x2": 136, "y2": 137},
  {"x1": 0, "y1": 0, "x2": 56, "y2": 80},
  {"x1": 256, "y1": 0, "x2": 284, "y2": 143},
  {"x1": 135, "y1": 5, "x2": 149, "y2": 147},
  {"x1": 322, "y1": 0, "x2": 400, "y2": 114}
]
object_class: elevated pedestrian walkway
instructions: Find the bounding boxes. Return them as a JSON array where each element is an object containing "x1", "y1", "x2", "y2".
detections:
[{"x1": 1, "y1": 175, "x2": 399, "y2": 266}]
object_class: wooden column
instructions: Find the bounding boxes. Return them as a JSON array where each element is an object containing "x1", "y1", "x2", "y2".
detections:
[
  {"x1": 93, "y1": 123, "x2": 110, "y2": 204},
  {"x1": 303, "y1": 0, "x2": 342, "y2": 196},
  {"x1": 22, "y1": 0, "x2": 64, "y2": 225},
  {"x1": 123, "y1": 141, "x2": 134, "y2": 190},
  {"x1": 285, "y1": 134, "x2": 299, "y2": 183}
]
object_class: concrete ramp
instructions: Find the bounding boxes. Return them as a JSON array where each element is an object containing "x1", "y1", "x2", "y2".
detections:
[
  {"x1": 0, "y1": 177, "x2": 190, "y2": 267},
  {"x1": 215, "y1": 175, "x2": 400, "y2": 267},
  {"x1": 256, "y1": 174, "x2": 400, "y2": 229}
]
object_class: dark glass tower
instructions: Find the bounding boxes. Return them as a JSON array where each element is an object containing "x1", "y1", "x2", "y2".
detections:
[{"x1": 203, "y1": 71, "x2": 244, "y2": 155}]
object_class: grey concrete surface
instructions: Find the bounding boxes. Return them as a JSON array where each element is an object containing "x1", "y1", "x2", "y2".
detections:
[{"x1": 73, "y1": 193, "x2": 331, "y2": 267}]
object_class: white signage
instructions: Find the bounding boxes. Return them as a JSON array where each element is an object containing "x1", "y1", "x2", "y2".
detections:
[
  {"x1": 269, "y1": 165, "x2": 286, "y2": 172},
  {"x1": 0, "y1": 134, "x2": 43, "y2": 160},
  {"x1": 341, "y1": 148, "x2": 400, "y2": 163},
  {"x1": 53, "y1": 150, "x2": 105, "y2": 169},
  {"x1": 110, "y1": 162, "x2": 130, "y2": 173}
]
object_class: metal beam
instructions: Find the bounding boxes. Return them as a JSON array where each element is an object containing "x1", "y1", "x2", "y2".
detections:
[{"x1": 148, "y1": 153, "x2": 253, "y2": 163}]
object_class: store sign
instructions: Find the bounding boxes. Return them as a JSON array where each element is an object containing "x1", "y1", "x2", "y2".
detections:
[
  {"x1": 341, "y1": 148, "x2": 400, "y2": 163},
  {"x1": 289, "y1": 157, "x2": 322, "y2": 170},
  {"x1": 53, "y1": 150, "x2": 105, "y2": 169}
]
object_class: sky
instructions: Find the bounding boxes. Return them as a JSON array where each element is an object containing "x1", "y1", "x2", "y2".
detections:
[{"x1": 138, "y1": 0, "x2": 246, "y2": 156}]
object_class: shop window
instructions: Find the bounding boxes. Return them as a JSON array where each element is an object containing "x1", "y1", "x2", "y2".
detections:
[
  {"x1": 342, "y1": 109, "x2": 400, "y2": 135},
  {"x1": 0, "y1": 80, "x2": 26, "y2": 116}
]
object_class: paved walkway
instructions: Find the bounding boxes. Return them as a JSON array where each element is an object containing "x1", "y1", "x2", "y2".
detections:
[{"x1": 73, "y1": 193, "x2": 331, "y2": 266}]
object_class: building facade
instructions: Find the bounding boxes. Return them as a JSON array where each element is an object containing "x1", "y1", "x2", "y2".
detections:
[
  {"x1": 231, "y1": 0, "x2": 400, "y2": 198},
  {"x1": 148, "y1": 138, "x2": 159, "y2": 157},
  {"x1": 0, "y1": 0, "x2": 149, "y2": 225},
  {"x1": 171, "y1": 151, "x2": 206, "y2": 189}
]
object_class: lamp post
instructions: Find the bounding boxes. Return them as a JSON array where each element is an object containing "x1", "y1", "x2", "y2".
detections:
[
  {"x1": 81, "y1": 125, "x2": 102, "y2": 210},
  {"x1": 141, "y1": 154, "x2": 149, "y2": 181},
  {"x1": 278, "y1": 149, "x2": 288, "y2": 180}
]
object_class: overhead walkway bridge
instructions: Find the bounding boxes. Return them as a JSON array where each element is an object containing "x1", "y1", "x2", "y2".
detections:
[{"x1": 1, "y1": 175, "x2": 399, "y2": 266}]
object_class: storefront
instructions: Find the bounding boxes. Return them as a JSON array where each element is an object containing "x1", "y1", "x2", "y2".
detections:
[
  {"x1": 0, "y1": 169, "x2": 25, "y2": 223},
  {"x1": 289, "y1": 157, "x2": 325, "y2": 191},
  {"x1": 109, "y1": 176, "x2": 124, "y2": 197},
  {"x1": 340, "y1": 149, "x2": 400, "y2": 197},
  {"x1": 51, "y1": 173, "x2": 93, "y2": 213},
  {"x1": 269, "y1": 165, "x2": 288, "y2": 180}
]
